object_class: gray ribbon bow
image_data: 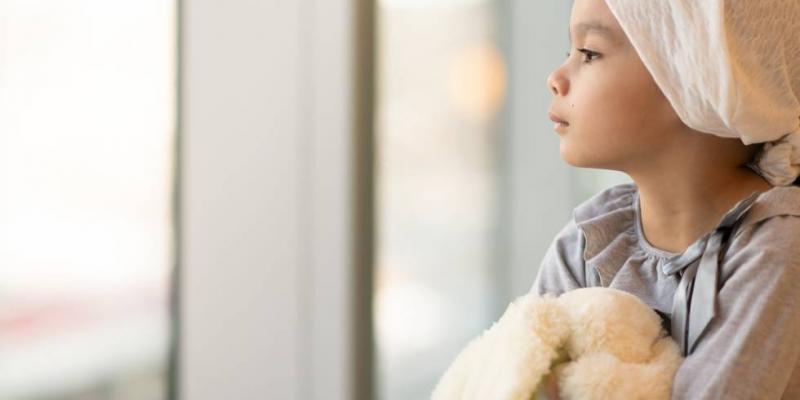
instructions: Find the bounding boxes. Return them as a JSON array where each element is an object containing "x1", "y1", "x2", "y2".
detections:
[{"x1": 660, "y1": 191, "x2": 762, "y2": 356}]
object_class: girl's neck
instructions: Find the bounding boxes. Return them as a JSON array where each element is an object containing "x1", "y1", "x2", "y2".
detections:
[{"x1": 633, "y1": 166, "x2": 772, "y2": 254}]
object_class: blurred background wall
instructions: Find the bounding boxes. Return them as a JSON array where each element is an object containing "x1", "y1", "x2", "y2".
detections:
[{"x1": 0, "y1": 0, "x2": 632, "y2": 399}]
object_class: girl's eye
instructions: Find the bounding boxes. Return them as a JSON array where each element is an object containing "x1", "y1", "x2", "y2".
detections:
[{"x1": 566, "y1": 48, "x2": 600, "y2": 64}]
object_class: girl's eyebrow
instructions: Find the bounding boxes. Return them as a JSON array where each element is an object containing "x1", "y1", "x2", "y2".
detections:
[{"x1": 568, "y1": 21, "x2": 620, "y2": 44}]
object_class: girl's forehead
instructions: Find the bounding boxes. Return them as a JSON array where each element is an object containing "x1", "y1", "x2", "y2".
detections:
[
  {"x1": 568, "y1": 20, "x2": 627, "y2": 47},
  {"x1": 569, "y1": 21, "x2": 616, "y2": 41},
  {"x1": 569, "y1": 0, "x2": 627, "y2": 44}
]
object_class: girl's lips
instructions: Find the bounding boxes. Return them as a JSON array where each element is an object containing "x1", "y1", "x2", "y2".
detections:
[
  {"x1": 547, "y1": 111, "x2": 569, "y2": 125},
  {"x1": 549, "y1": 111, "x2": 570, "y2": 132}
]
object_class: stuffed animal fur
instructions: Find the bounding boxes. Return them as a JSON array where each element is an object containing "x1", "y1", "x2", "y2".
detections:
[{"x1": 431, "y1": 287, "x2": 683, "y2": 400}]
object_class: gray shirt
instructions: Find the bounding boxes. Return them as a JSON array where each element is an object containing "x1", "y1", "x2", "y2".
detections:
[{"x1": 530, "y1": 182, "x2": 800, "y2": 399}]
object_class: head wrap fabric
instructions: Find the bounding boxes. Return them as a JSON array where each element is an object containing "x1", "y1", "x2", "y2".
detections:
[{"x1": 602, "y1": 0, "x2": 800, "y2": 186}]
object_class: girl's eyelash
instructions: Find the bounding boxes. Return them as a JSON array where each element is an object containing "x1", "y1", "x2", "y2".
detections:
[{"x1": 565, "y1": 48, "x2": 600, "y2": 64}]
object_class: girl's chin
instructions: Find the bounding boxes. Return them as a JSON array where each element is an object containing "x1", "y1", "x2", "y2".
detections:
[{"x1": 559, "y1": 142, "x2": 600, "y2": 168}]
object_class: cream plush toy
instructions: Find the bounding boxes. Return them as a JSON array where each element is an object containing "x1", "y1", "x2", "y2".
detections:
[{"x1": 431, "y1": 287, "x2": 683, "y2": 400}]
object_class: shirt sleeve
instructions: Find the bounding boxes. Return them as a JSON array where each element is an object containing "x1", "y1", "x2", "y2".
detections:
[
  {"x1": 529, "y1": 217, "x2": 587, "y2": 297},
  {"x1": 670, "y1": 215, "x2": 800, "y2": 400}
]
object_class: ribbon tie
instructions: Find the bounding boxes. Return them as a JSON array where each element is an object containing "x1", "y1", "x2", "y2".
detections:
[{"x1": 660, "y1": 190, "x2": 762, "y2": 356}]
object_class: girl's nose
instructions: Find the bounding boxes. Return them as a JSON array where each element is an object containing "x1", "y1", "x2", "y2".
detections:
[{"x1": 547, "y1": 71, "x2": 565, "y2": 96}]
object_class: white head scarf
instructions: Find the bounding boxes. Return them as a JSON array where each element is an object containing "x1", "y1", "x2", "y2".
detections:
[{"x1": 603, "y1": 0, "x2": 800, "y2": 186}]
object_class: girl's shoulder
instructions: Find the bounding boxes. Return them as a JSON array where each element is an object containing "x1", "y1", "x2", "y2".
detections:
[
  {"x1": 533, "y1": 183, "x2": 638, "y2": 295},
  {"x1": 737, "y1": 185, "x2": 800, "y2": 229},
  {"x1": 570, "y1": 183, "x2": 639, "y2": 262},
  {"x1": 728, "y1": 185, "x2": 800, "y2": 248},
  {"x1": 721, "y1": 185, "x2": 800, "y2": 281},
  {"x1": 572, "y1": 182, "x2": 637, "y2": 227}
]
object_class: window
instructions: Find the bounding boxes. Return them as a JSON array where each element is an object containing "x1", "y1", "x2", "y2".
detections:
[
  {"x1": 0, "y1": 1, "x2": 176, "y2": 398},
  {"x1": 374, "y1": 0, "x2": 505, "y2": 397}
]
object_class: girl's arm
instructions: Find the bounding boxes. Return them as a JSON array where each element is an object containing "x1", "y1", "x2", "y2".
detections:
[{"x1": 670, "y1": 216, "x2": 800, "y2": 399}]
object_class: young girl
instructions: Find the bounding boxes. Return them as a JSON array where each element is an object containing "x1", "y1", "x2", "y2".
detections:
[{"x1": 533, "y1": 0, "x2": 800, "y2": 398}]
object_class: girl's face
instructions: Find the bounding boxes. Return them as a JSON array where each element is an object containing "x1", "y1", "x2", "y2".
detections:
[{"x1": 546, "y1": 0, "x2": 683, "y2": 171}]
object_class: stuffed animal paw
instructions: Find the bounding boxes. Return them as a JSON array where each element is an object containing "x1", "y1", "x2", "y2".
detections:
[{"x1": 430, "y1": 287, "x2": 683, "y2": 400}]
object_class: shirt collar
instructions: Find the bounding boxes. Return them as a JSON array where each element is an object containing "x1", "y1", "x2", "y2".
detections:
[{"x1": 574, "y1": 184, "x2": 800, "y2": 285}]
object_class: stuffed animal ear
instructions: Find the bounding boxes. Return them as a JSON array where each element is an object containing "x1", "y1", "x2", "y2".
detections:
[
  {"x1": 556, "y1": 336, "x2": 683, "y2": 400},
  {"x1": 431, "y1": 293, "x2": 572, "y2": 400},
  {"x1": 556, "y1": 288, "x2": 665, "y2": 364}
]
